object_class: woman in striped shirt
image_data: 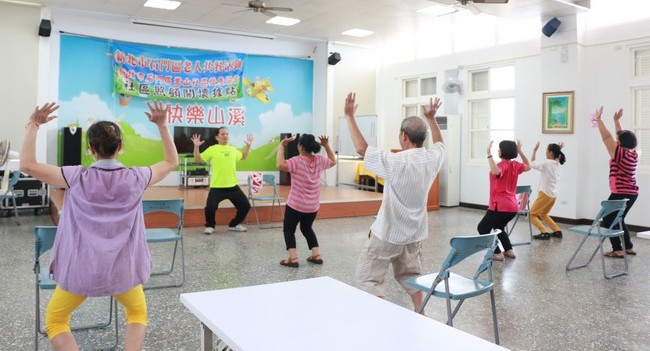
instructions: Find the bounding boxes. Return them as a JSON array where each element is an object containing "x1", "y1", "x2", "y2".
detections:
[
  {"x1": 276, "y1": 134, "x2": 336, "y2": 267},
  {"x1": 595, "y1": 106, "x2": 639, "y2": 258}
]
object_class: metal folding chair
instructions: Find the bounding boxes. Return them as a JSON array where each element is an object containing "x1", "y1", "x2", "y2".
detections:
[
  {"x1": 566, "y1": 199, "x2": 629, "y2": 279},
  {"x1": 506, "y1": 185, "x2": 533, "y2": 246},
  {"x1": 247, "y1": 174, "x2": 283, "y2": 229},
  {"x1": 142, "y1": 198, "x2": 185, "y2": 289},
  {"x1": 34, "y1": 226, "x2": 118, "y2": 350},
  {"x1": 0, "y1": 170, "x2": 21, "y2": 225},
  {"x1": 406, "y1": 231, "x2": 501, "y2": 345}
]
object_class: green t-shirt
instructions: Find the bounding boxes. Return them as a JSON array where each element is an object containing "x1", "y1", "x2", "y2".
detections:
[{"x1": 200, "y1": 144, "x2": 243, "y2": 188}]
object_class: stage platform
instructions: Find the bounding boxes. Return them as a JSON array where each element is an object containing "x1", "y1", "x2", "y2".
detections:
[{"x1": 49, "y1": 185, "x2": 384, "y2": 228}]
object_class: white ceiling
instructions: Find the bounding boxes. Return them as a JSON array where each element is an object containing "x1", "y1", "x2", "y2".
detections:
[{"x1": 14, "y1": 0, "x2": 590, "y2": 46}]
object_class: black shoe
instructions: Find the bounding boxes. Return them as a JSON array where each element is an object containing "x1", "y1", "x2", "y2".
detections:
[
  {"x1": 550, "y1": 230, "x2": 563, "y2": 238},
  {"x1": 533, "y1": 233, "x2": 550, "y2": 240}
]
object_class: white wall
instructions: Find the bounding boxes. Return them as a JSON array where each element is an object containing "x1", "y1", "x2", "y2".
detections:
[
  {"x1": 0, "y1": 3, "x2": 41, "y2": 169},
  {"x1": 376, "y1": 19, "x2": 650, "y2": 227}
]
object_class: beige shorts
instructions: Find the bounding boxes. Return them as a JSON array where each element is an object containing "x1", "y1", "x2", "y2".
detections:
[{"x1": 354, "y1": 234, "x2": 422, "y2": 297}]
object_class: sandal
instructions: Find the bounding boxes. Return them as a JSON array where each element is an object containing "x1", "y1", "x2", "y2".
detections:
[
  {"x1": 626, "y1": 249, "x2": 637, "y2": 256},
  {"x1": 280, "y1": 258, "x2": 299, "y2": 267},
  {"x1": 604, "y1": 251, "x2": 625, "y2": 258},
  {"x1": 306, "y1": 255, "x2": 324, "y2": 264}
]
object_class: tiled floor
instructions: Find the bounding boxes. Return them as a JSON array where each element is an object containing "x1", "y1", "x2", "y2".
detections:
[{"x1": 2, "y1": 207, "x2": 649, "y2": 350}]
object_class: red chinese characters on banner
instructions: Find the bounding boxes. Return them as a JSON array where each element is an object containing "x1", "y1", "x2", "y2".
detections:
[{"x1": 165, "y1": 104, "x2": 246, "y2": 127}]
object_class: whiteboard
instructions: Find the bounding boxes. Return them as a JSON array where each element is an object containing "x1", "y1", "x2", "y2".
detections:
[{"x1": 337, "y1": 115, "x2": 377, "y2": 156}]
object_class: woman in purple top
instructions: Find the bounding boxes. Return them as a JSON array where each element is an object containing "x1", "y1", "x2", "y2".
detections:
[
  {"x1": 594, "y1": 106, "x2": 639, "y2": 258},
  {"x1": 20, "y1": 101, "x2": 178, "y2": 351}
]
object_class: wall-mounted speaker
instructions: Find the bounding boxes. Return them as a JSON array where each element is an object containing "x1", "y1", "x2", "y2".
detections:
[
  {"x1": 38, "y1": 19, "x2": 51, "y2": 37},
  {"x1": 542, "y1": 17, "x2": 561, "y2": 38},
  {"x1": 328, "y1": 52, "x2": 341, "y2": 66},
  {"x1": 62, "y1": 127, "x2": 82, "y2": 166}
]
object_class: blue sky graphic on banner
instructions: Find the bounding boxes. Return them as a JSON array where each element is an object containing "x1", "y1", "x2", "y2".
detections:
[{"x1": 58, "y1": 35, "x2": 313, "y2": 170}]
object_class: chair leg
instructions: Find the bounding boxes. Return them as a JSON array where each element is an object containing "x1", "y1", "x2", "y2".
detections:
[
  {"x1": 11, "y1": 196, "x2": 19, "y2": 226},
  {"x1": 566, "y1": 235, "x2": 592, "y2": 271},
  {"x1": 146, "y1": 239, "x2": 185, "y2": 289},
  {"x1": 600, "y1": 236, "x2": 628, "y2": 279},
  {"x1": 252, "y1": 199, "x2": 261, "y2": 227},
  {"x1": 489, "y1": 289, "x2": 500, "y2": 345},
  {"x1": 509, "y1": 213, "x2": 532, "y2": 246}
]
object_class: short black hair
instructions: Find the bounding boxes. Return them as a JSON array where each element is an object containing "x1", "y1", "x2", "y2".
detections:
[
  {"x1": 617, "y1": 130, "x2": 637, "y2": 149},
  {"x1": 499, "y1": 140, "x2": 517, "y2": 160},
  {"x1": 298, "y1": 134, "x2": 321, "y2": 154}
]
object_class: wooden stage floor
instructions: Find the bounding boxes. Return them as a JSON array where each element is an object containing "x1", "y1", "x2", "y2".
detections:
[{"x1": 49, "y1": 185, "x2": 384, "y2": 228}]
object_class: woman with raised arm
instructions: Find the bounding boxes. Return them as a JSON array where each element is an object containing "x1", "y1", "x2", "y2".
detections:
[
  {"x1": 530, "y1": 142, "x2": 567, "y2": 240},
  {"x1": 276, "y1": 134, "x2": 336, "y2": 267},
  {"x1": 20, "y1": 101, "x2": 178, "y2": 351},
  {"x1": 594, "y1": 106, "x2": 639, "y2": 258},
  {"x1": 477, "y1": 139, "x2": 531, "y2": 261}
]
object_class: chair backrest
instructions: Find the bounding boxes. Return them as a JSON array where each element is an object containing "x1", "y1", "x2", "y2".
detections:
[
  {"x1": 248, "y1": 172, "x2": 264, "y2": 196},
  {"x1": 262, "y1": 174, "x2": 277, "y2": 187},
  {"x1": 1, "y1": 170, "x2": 20, "y2": 195},
  {"x1": 35, "y1": 226, "x2": 57, "y2": 260},
  {"x1": 515, "y1": 185, "x2": 532, "y2": 211},
  {"x1": 440, "y1": 232, "x2": 499, "y2": 276},
  {"x1": 593, "y1": 199, "x2": 628, "y2": 229},
  {"x1": 142, "y1": 199, "x2": 185, "y2": 229}
]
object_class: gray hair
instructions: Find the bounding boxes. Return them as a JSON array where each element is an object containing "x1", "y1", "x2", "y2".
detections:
[{"x1": 400, "y1": 116, "x2": 427, "y2": 147}]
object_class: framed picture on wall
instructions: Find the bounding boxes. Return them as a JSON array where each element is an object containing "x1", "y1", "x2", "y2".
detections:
[{"x1": 542, "y1": 91, "x2": 574, "y2": 134}]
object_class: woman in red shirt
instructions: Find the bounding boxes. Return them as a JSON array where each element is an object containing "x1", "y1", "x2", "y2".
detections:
[{"x1": 478, "y1": 140, "x2": 531, "y2": 261}]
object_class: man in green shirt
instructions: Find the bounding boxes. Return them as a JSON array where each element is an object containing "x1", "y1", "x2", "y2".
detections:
[{"x1": 192, "y1": 127, "x2": 254, "y2": 234}]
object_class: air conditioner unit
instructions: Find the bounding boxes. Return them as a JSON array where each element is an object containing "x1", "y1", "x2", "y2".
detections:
[{"x1": 435, "y1": 115, "x2": 460, "y2": 207}]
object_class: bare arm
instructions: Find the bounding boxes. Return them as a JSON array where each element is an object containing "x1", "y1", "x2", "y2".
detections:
[
  {"x1": 319, "y1": 135, "x2": 337, "y2": 168},
  {"x1": 531, "y1": 141, "x2": 539, "y2": 162},
  {"x1": 19, "y1": 102, "x2": 68, "y2": 188},
  {"x1": 191, "y1": 134, "x2": 204, "y2": 163},
  {"x1": 486, "y1": 141, "x2": 500, "y2": 176},
  {"x1": 422, "y1": 97, "x2": 443, "y2": 144},
  {"x1": 344, "y1": 92, "x2": 368, "y2": 157},
  {"x1": 276, "y1": 136, "x2": 295, "y2": 172},
  {"x1": 241, "y1": 134, "x2": 254, "y2": 160},
  {"x1": 148, "y1": 101, "x2": 179, "y2": 185},
  {"x1": 595, "y1": 106, "x2": 616, "y2": 158},
  {"x1": 517, "y1": 140, "x2": 531, "y2": 172}
]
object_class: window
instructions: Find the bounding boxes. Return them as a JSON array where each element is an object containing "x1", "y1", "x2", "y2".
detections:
[
  {"x1": 632, "y1": 47, "x2": 650, "y2": 169},
  {"x1": 401, "y1": 75, "x2": 437, "y2": 118},
  {"x1": 467, "y1": 65, "x2": 515, "y2": 160}
]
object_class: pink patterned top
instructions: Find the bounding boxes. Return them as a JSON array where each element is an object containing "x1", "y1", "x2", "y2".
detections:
[{"x1": 285, "y1": 155, "x2": 331, "y2": 213}]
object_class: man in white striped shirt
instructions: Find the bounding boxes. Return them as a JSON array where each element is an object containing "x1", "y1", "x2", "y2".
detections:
[{"x1": 345, "y1": 92, "x2": 445, "y2": 312}]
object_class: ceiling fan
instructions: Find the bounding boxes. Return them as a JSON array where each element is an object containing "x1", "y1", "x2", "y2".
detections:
[
  {"x1": 458, "y1": 0, "x2": 509, "y2": 4},
  {"x1": 430, "y1": 0, "x2": 509, "y2": 16},
  {"x1": 223, "y1": 1, "x2": 293, "y2": 17}
]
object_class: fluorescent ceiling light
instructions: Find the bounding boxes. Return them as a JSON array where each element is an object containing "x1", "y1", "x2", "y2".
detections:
[
  {"x1": 131, "y1": 17, "x2": 275, "y2": 40},
  {"x1": 143, "y1": 0, "x2": 181, "y2": 10},
  {"x1": 342, "y1": 28, "x2": 374, "y2": 38},
  {"x1": 266, "y1": 16, "x2": 301, "y2": 26},
  {"x1": 417, "y1": 5, "x2": 457, "y2": 16}
]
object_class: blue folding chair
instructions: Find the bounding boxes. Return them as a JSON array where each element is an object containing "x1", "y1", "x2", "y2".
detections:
[
  {"x1": 0, "y1": 170, "x2": 21, "y2": 225},
  {"x1": 142, "y1": 198, "x2": 185, "y2": 289},
  {"x1": 506, "y1": 185, "x2": 533, "y2": 246},
  {"x1": 34, "y1": 226, "x2": 118, "y2": 350},
  {"x1": 406, "y1": 231, "x2": 500, "y2": 345},
  {"x1": 247, "y1": 173, "x2": 283, "y2": 229},
  {"x1": 566, "y1": 199, "x2": 629, "y2": 279}
]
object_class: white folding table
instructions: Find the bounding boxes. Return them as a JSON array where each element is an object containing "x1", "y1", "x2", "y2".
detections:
[{"x1": 180, "y1": 276, "x2": 509, "y2": 351}]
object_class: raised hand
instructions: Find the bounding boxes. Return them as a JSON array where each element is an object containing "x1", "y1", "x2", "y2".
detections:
[
  {"x1": 516, "y1": 139, "x2": 523, "y2": 153},
  {"x1": 533, "y1": 141, "x2": 540, "y2": 151},
  {"x1": 558, "y1": 142, "x2": 565, "y2": 149},
  {"x1": 422, "y1": 97, "x2": 442, "y2": 120},
  {"x1": 487, "y1": 141, "x2": 494, "y2": 156},
  {"x1": 613, "y1": 108, "x2": 623, "y2": 121},
  {"x1": 191, "y1": 134, "x2": 205, "y2": 147},
  {"x1": 319, "y1": 135, "x2": 330, "y2": 147},
  {"x1": 30, "y1": 102, "x2": 60, "y2": 126},
  {"x1": 344, "y1": 92, "x2": 358, "y2": 118},
  {"x1": 245, "y1": 134, "x2": 254, "y2": 146},
  {"x1": 145, "y1": 100, "x2": 167, "y2": 126},
  {"x1": 594, "y1": 106, "x2": 604, "y2": 121},
  {"x1": 280, "y1": 135, "x2": 295, "y2": 148}
]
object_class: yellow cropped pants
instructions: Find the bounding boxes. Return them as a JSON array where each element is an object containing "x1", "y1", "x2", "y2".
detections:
[{"x1": 529, "y1": 191, "x2": 561, "y2": 233}]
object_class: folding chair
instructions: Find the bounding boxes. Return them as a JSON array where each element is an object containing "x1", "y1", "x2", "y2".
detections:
[
  {"x1": 506, "y1": 185, "x2": 533, "y2": 246},
  {"x1": 34, "y1": 226, "x2": 118, "y2": 351},
  {"x1": 247, "y1": 173, "x2": 283, "y2": 229},
  {"x1": 142, "y1": 198, "x2": 185, "y2": 289},
  {"x1": 406, "y1": 231, "x2": 501, "y2": 345},
  {"x1": 0, "y1": 170, "x2": 21, "y2": 225},
  {"x1": 566, "y1": 199, "x2": 629, "y2": 279}
]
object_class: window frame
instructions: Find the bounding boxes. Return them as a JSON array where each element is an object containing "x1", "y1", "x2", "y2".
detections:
[{"x1": 630, "y1": 46, "x2": 650, "y2": 171}]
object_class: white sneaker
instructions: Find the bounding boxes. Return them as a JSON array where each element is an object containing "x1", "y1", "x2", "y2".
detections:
[
  {"x1": 228, "y1": 225, "x2": 247, "y2": 232},
  {"x1": 203, "y1": 227, "x2": 214, "y2": 235}
]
